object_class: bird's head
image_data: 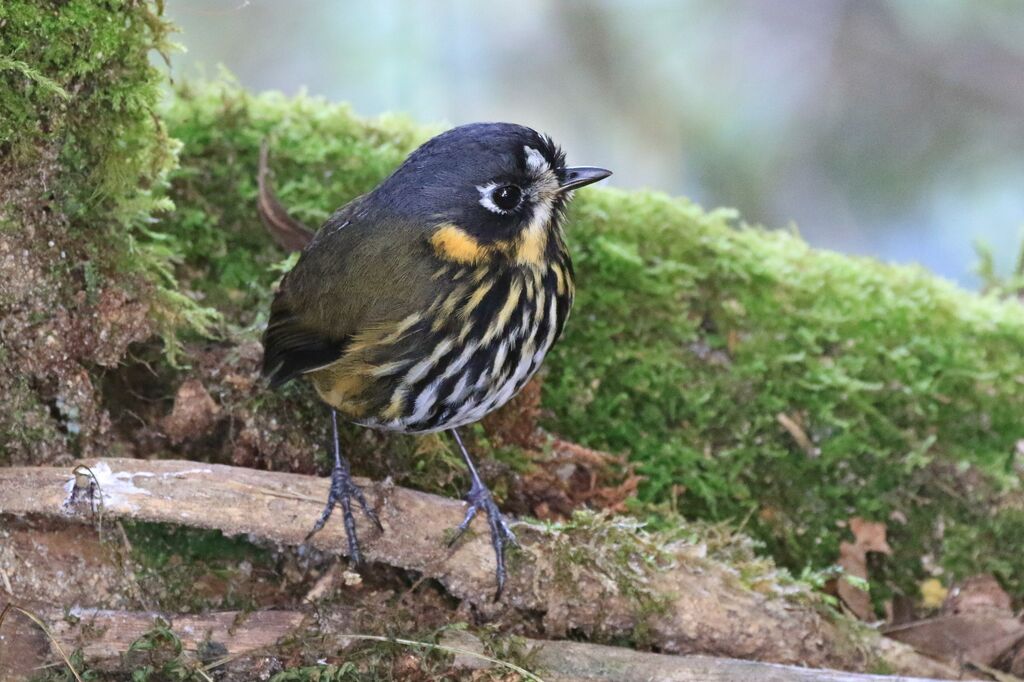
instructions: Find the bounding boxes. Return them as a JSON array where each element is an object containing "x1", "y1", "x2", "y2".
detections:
[{"x1": 374, "y1": 123, "x2": 610, "y2": 265}]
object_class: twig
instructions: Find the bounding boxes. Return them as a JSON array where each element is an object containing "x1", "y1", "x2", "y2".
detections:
[
  {"x1": 777, "y1": 412, "x2": 818, "y2": 457},
  {"x1": 257, "y1": 139, "x2": 316, "y2": 252},
  {"x1": 0, "y1": 603, "x2": 84, "y2": 682},
  {"x1": 0, "y1": 567, "x2": 13, "y2": 595}
]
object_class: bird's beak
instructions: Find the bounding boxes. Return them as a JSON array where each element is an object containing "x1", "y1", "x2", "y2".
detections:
[{"x1": 558, "y1": 166, "x2": 612, "y2": 193}]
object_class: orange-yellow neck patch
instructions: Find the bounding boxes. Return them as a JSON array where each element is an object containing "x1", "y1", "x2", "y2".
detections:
[
  {"x1": 511, "y1": 223, "x2": 548, "y2": 267},
  {"x1": 430, "y1": 224, "x2": 491, "y2": 264},
  {"x1": 431, "y1": 222, "x2": 554, "y2": 269}
]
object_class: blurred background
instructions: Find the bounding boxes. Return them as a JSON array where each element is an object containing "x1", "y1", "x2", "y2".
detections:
[{"x1": 167, "y1": 0, "x2": 1024, "y2": 287}]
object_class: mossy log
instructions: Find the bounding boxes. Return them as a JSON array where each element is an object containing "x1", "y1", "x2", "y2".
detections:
[{"x1": 0, "y1": 459, "x2": 959, "y2": 678}]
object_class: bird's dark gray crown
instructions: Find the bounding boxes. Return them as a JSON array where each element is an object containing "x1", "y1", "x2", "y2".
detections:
[
  {"x1": 393, "y1": 122, "x2": 565, "y2": 182},
  {"x1": 373, "y1": 123, "x2": 568, "y2": 242}
]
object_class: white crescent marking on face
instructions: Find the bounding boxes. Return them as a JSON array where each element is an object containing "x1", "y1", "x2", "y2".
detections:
[{"x1": 524, "y1": 145, "x2": 549, "y2": 174}]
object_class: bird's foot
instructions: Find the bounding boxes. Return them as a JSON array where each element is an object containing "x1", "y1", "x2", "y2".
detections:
[
  {"x1": 448, "y1": 479, "x2": 517, "y2": 600},
  {"x1": 306, "y1": 461, "x2": 382, "y2": 564}
]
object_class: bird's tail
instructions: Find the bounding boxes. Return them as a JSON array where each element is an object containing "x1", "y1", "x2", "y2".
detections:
[{"x1": 258, "y1": 139, "x2": 315, "y2": 252}]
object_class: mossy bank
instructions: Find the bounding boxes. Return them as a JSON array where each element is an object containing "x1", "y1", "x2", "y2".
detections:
[
  {"x1": 0, "y1": 0, "x2": 214, "y2": 467},
  {"x1": 2, "y1": 0, "x2": 1023, "y2": 617}
]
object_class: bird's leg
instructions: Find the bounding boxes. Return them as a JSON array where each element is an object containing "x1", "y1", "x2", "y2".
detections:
[
  {"x1": 306, "y1": 409, "x2": 382, "y2": 564},
  {"x1": 447, "y1": 428, "x2": 517, "y2": 600}
]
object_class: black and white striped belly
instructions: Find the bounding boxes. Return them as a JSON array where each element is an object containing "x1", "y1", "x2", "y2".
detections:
[{"x1": 360, "y1": 263, "x2": 572, "y2": 434}]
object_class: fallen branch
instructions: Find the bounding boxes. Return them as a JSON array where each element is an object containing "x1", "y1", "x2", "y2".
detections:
[
  {"x1": 0, "y1": 459, "x2": 959, "y2": 678},
  {"x1": 1, "y1": 608, "x2": 971, "y2": 682}
]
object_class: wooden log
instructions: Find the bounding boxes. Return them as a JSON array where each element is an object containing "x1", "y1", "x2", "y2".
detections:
[
  {"x1": 0, "y1": 459, "x2": 959, "y2": 678},
  {"x1": 54, "y1": 608, "x2": 308, "y2": 664},
  {"x1": 0, "y1": 608, "x2": 972, "y2": 682}
]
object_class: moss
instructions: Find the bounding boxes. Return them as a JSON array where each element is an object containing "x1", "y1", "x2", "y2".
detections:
[
  {"x1": 161, "y1": 77, "x2": 428, "y2": 322},
  {"x1": 538, "y1": 510, "x2": 675, "y2": 644},
  {"x1": 124, "y1": 521, "x2": 278, "y2": 612},
  {"x1": 0, "y1": 0, "x2": 180, "y2": 286},
  {"x1": 548, "y1": 189, "x2": 1024, "y2": 602},
  {"x1": 0, "y1": 375, "x2": 64, "y2": 466},
  {"x1": 534, "y1": 509, "x2": 835, "y2": 648},
  {"x1": 158, "y1": 80, "x2": 1024, "y2": 606},
  {"x1": 0, "y1": 0, "x2": 213, "y2": 464}
]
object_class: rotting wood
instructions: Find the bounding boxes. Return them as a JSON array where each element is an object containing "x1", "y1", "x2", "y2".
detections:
[
  {"x1": 58, "y1": 608, "x2": 307, "y2": 664},
  {"x1": 0, "y1": 458, "x2": 961, "y2": 678},
  {"x1": 0, "y1": 608, "x2": 976, "y2": 682}
]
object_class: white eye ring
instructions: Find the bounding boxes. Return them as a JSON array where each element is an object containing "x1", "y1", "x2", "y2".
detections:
[{"x1": 476, "y1": 182, "x2": 523, "y2": 214}]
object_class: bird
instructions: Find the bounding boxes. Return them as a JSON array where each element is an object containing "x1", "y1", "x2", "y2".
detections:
[{"x1": 260, "y1": 122, "x2": 611, "y2": 598}]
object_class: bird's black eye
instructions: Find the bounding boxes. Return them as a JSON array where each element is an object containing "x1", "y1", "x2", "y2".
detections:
[{"x1": 492, "y1": 185, "x2": 522, "y2": 211}]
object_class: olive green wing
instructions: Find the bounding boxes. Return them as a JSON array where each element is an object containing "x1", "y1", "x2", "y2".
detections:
[{"x1": 261, "y1": 200, "x2": 438, "y2": 388}]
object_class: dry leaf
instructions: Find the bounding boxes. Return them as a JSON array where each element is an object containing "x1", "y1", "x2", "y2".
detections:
[
  {"x1": 888, "y1": 569, "x2": 1022, "y2": 670},
  {"x1": 516, "y1": 437, "x2": 641, "y2": 519},
  {"x1": 837, "y1": 517, "x2": 891, "y2": 620},
  {"x1": 161, "y1": 379, "x2": 222, "y2": 444},
  {"x1": 848, "y1": 517, "x2": 893, "y2": 555},
  {"x1": 943, "y1": 574, "x2": 1012, "y2": 616},
  {"x1": 884, "y1": 615, "x2": 1024, "y2": 668}
]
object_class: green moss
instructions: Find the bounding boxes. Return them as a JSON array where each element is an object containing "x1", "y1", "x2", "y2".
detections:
[
  {"x1": 548, "y1": 190, "x2": 1024, "y2": 601},
  {"x1": 124, "y1": 521, "x2": 276, "y2": 612},
  {"x1": 0, "y1": 375, "x2": 63, "y2": 465},
  {"x1": 539, "y1": 510, "x2": 675, "y2": 643},
  {"x1": 161, "y1": 78, "x2": 429, "y2": 322},
  {"x1": 1, "y1": 0, "x2": 171, "y2": 242},
  {"x1": 975, "y1": 238, "x2": 1024, "y2": 300},
  {"x1": 0, "y1": 0, "x2": 215, "y2": 364}
]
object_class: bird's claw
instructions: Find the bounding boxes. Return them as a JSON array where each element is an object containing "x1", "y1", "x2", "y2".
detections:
[
  {"x1": 449, "y1": 480, "x2": 517, "y2": 601},
  {"x1": 306, "y1": 461, "x2": 380, "y2": 564}
]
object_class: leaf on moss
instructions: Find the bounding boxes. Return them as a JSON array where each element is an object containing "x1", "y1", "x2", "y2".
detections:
[{"x1": 837, "y1": 517, "x2": 891, "y2": 620}]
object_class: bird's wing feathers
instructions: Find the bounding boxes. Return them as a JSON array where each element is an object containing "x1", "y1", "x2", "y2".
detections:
[
  {"x1": 261, "y1": 200, "x2": 438, "y2": 388},
  {"x1": 262, "y1": 292, "x2": 349, "y2": 389}
]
